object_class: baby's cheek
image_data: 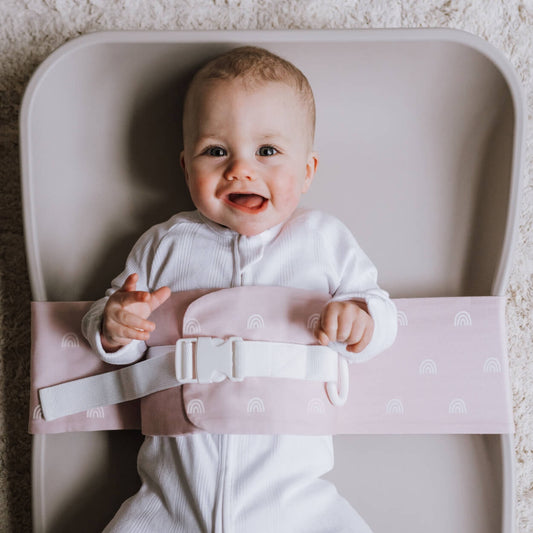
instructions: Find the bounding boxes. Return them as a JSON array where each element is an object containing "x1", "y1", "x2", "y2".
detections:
[{"x1": 274, "y1": 180, "x2": 303, "y2": 210}]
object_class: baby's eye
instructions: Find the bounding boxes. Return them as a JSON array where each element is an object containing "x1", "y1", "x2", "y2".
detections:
[
  {"x1": 257, "y1": 145, "x2": 278, "y2": 157},
  {"x1": 204, "y1": 146, "x2": 227, "y2": 157}
]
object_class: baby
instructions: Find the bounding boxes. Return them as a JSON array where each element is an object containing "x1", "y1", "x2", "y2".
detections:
[{"x1": 83, "y1": 46, "x2": 397, "y2": 532}]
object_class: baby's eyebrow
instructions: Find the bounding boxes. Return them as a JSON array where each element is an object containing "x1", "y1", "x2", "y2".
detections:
[
  {"x1": 196, "y1": 134, "x2": 220, "y2": 142},
  {"x1": 258, "y1": 132, "x2": 289, "y2": 143},
  {"x1": 192, "y1": 135, "x2": 224, "y2": 149}
]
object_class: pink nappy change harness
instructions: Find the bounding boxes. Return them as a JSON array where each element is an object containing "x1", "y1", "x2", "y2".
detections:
[{"x1": 29, "y1": 286, "x2": 513, "y2": 437}]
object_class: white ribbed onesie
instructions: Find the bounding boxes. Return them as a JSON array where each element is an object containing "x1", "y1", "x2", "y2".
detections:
[{"x1": 82, "y1": 208, "x2": 397, "y2": 533}]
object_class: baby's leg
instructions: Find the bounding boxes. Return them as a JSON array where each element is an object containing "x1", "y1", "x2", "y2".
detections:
[
  {"x1": 103, "y1": 435, "x2": 219, "y2": 533},
  {"x1": 103, "y1": 433, "x2": 372, "y2": 533},
  {"x1": 229, "y1": 435, "x2": 373, "y2": 533}
]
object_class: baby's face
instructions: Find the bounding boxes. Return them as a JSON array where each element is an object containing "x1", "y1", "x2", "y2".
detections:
[{"x1": 181, "y1": 79, "x2": 318, "y2": 236}]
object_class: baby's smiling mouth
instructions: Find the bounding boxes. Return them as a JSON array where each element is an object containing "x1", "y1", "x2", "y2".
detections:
[{"x1": 226, "y1": 193, "x2": 268, "y2": 212}]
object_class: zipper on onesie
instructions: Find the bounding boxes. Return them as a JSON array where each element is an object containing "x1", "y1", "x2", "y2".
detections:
[
  {"x1": 234, "y1": 233, "x2": 266, "y2": 286},
  {"x1": 220, "y1": 233, "x2": 266, "y2": 530},
  {"x1": 213, "y1": 434, "x2": 234, "y2": 532}
]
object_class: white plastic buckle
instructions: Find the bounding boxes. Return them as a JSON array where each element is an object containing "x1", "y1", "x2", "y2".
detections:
[
  {"x1": 326, "y1": 356, "x2": 350, "y2": 406},
  {"x1": 175, "y1": 337, "x2": 244, "y2": 384}
]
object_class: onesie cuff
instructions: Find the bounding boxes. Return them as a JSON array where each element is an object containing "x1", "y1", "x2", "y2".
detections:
[{"x1": 93, "y1": 329, "x2": 147, "y2": 365}]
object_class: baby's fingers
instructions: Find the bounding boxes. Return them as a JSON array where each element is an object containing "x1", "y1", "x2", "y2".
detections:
[
  {"x1": 335, "y1": 309, "x2": 359, "y2": 343},
  {"x1": 114, "y1": 288, "x2": 150, "y2": 307},
  {"x1": 316, "y1": 305, "x2": 341, "y2": 345},
  {"x1": 121, "y1": 272, "x2": 139, "y2": 292},
  {"x1": 115, "y1": 308, "x2": 155, "y2": 334},
  {"x1": 104, "y1": 312, "x2": 154, "y2": 344},
  {"x1": 149, "y1": 286, "x2": 171, "y2": 312},
  {"x1": 316, "y1": 301, "x2": 374, "y2": 353},
  {"x1": 346, "y1": 322, "x2": 374, "y2": 353}
]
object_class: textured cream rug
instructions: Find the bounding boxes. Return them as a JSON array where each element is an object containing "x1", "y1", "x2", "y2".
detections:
[{"x1": 0, "y1": 1, "x2": 531, "y2": 531}]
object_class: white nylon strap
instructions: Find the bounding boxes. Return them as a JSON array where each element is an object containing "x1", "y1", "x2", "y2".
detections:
[
  {"x1": 237, "y1": 340, "x2": 339, "y2": 381},
  {"x1": 39, "y1": 337, "x2": 344, "y2": 421},
  {"x1": 39, "y1": 352, "x2": 177, "y2": 421}
]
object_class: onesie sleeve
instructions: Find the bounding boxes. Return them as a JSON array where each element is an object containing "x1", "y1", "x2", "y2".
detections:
[
  {"x1": 321, "y1": 214, "x2": 398, "y2": 363},
  {"x1": 81, "y1": 221, "x2": 165, "y2": 365}
]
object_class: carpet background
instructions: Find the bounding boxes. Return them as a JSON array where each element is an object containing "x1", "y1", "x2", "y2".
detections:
[{"x1": 0, "y1": 1, "x2": 532, "y2": 531}]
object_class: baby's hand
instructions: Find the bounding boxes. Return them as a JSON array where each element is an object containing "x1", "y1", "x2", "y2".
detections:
[
  {"x1": 315, "y1": 300, "x2": 374, "y2": 354},
  {"x1": 101, "y1": 273, "x2": 171, "y2": 352}
]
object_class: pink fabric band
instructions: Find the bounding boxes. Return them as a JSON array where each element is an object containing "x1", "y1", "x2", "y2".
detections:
[{"x1": 29, "y1": 287, "x2": 514, "y2": 436}]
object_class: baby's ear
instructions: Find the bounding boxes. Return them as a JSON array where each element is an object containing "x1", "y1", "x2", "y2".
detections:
[{"x1": 302, "y1": 151, "x2": 319, "y2": 193}]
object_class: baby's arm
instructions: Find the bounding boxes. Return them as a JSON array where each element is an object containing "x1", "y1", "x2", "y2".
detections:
[
  {"x1": 82, "y1": 216, "x2": 180, "y2": 364},
  {"x1": 101, "y1": 273, "x2": 171, "y2": 352},
  {"x1": 308, "y1": 210, "x2": 397, "y2": 361},
  {"x1": 315, "y1": 300, "x2": 374, "y2": 354}
]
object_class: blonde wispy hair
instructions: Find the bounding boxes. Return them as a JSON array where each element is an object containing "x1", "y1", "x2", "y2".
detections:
[{"x1": 183, "y1": 46, "x2": 316, "y2": 143}]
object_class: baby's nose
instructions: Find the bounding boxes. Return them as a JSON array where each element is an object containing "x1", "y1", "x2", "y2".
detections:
[{"x1": 224, "y1": 158, "x2": 254, "y2": 181}]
